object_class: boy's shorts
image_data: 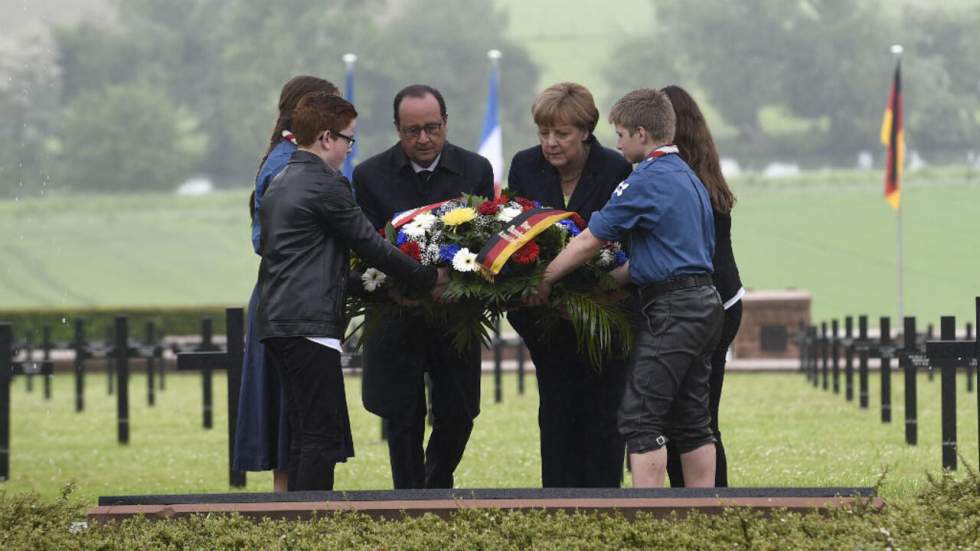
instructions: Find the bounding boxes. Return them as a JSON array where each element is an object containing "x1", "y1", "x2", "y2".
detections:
[{"x1": 618, "y1": 280, "x2": 723, "y2": 454}]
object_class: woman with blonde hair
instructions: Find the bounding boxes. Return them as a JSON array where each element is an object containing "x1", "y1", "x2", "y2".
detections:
[{"x1": 507, "y1": 82, "x2": 633, "y2": 488}]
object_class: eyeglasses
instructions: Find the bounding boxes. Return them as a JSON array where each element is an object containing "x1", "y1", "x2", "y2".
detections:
[
  {"x1": 400, "y1": 122, "x2": 443, "y2": 139},
  {"x1": 335, "y1": 132, "x2": 356, "y2": 149}
]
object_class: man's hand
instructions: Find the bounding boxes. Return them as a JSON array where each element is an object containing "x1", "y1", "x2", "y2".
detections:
[
  {"x1": 387, "y1": 286, "x2": 419, "y2": 306},
  {"x1": 430, "y1": 267, "x2": 451, "y2": 302}
]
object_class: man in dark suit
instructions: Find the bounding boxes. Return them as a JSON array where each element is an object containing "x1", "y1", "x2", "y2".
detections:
[{"x1": 351, "y1": 84, "x2": 494, "y2": 489}]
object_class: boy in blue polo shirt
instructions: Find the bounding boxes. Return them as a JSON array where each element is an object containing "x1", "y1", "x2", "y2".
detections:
[{"x1": 530, "y1": 88, "x2": 723, "y2": 488}]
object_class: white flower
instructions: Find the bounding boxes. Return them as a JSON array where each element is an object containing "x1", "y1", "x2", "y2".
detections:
[
  {"x1": 361, "y1": 268, "x2": 387, "y2": 292},
  {"x1": 403, "y1": 219, "x2": 428, "y2": 239},
  {"x1": 414, "y1": 212, "x2": 437, "y2": 229},
  {"x1": 474, "y1": 215, "x2": 495, "y2": 230},
  {"x1": 451, "y1": 247, "x2": 479, "y2": 272},
  {"x1": 597, "y1": 248, "x2": 615, "y2": 268},
  {"x1": 421, "y1": 243, "x2": 441, "y2": 266},
  {"x1": 496, "y1": 206, "x2": 523, "y2": 223}
]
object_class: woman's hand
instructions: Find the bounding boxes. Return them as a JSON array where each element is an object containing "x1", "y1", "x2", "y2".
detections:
[{"x1": 525, "y1": 278, "x2": 553, "y2": 306}]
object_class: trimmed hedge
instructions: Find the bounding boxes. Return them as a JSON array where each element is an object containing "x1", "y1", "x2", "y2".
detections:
[
  {"x1": 2, "y1": 469, "x2": 978, "y2": 550},
  {"x1": 0, "y1": 305, "x2": 231, "y2": 344}
]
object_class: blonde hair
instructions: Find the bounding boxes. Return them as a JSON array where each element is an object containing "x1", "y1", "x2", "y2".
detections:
[
  {"x1": 608, "y1": 88, "x2": 675, "y2": 143},
  {"x1": 531, "y1": 82, "x2": 599, "y2": 134}
]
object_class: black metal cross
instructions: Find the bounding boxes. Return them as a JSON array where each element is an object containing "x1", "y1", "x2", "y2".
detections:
[
  {"x1": 1, "y1": 325, "x2": 57, "y2": 482},
  {"x1": 923, "y1": 298, "x2": 979, "y2": 471},
  {"x1": 1, "y1": 324, "x2": 10, "y2": 481},
  {"x1": 176, "y1": 308, "x2": 246, "y2": 488}
]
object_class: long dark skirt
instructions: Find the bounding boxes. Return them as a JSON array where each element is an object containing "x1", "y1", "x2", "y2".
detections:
[
  {"x1": 508, "y1": 309, "x2": 627, "y2": 488},
  {"x1": 666, "y1": 300, "x2": 742, "y2": 487},
  {"x1": 232, "y1": 283, "x2": 290, "y2": 471}
]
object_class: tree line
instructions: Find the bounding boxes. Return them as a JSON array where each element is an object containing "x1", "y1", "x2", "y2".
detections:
[{"x1": 1, "y1": 0, "x2": 977, "y2": 197}]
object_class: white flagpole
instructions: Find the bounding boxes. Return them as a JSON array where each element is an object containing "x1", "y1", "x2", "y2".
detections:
[
  {"x1": 482, "y1": 49, "x2": 503, "y2": 197},
  {"x1": 896, "y1": 179, "x2": 904, "y2": 322},
  {"x1": 891, "y1": 44, "x2": 905, "y2": 322},
  {"x1": 490, "y1": 49, "x2": 502, "y2": 197},
  {"x1": 342, "y1": 53, "x2": 357, "y2": 180}
]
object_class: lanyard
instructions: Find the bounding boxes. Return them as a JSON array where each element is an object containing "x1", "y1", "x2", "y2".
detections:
[{"x1": 645, "y1": 144, "x2": 679, "y2": 160}]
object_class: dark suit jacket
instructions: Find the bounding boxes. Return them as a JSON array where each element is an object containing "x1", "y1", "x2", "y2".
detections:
[
  {"x1": 351, "y1": 142, "x2": 494, "y2": 420},
  {"x1": 354, "y1": 142, "x2": 495, "y2": 229},
  {"x1": 506, "y1": 136, "x2": 632, "y2": 222}
]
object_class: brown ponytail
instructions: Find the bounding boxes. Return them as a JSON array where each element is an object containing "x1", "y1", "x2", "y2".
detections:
[{"x1": 250, "y1": 75, "x2": 340, "y2": 220}]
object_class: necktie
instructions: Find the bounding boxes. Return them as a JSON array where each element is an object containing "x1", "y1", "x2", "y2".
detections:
[{"x1": 418, "y1": 169, "x2": 433, "y2": 183}]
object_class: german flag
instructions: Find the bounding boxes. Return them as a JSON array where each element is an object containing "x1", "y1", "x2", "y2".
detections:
[
  {"x1": 880, "y1": 58, "x2": 904, "y2": 210},
  {"x1": 477, "y1": 208, "x2": 575, "y2": 275}
]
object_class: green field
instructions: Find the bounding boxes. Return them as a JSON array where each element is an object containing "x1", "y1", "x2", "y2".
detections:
[
  {"x1": 2, "y1": 371, "x2": 977, "y2": 504},
  {"x1": 1, "y1": 169, "x2": 977, "y2": 324},
  {"x1": 496, "y1": 0, "x2": 656, "y2": 145}
]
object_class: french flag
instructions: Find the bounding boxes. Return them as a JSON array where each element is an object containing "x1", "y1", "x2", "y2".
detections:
[{"x1": 478, "y1": 49, "x2": 503, "y2": 198}]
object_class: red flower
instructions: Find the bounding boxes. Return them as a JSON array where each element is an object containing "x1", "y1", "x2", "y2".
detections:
[
  {"x1": 514, "y1": 197, "x2": 537, "y2": 211},
  {"x1": 512, "y1": 240, "x2": 540, "y2": 265},
  {"x1": 399, "y1": 241, "x2": 421, "y2": 261},
  {"x1": 477, "y1": 199, "x2": 501, "y2": 215}
]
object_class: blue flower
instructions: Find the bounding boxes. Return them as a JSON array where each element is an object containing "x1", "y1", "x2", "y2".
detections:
[
  {"x1": 614, "y1": 250, "x2": 629, "y2": 267},
  {"x1": 396, "y1": 230, "x2": 409, "y2": 246},
  {"x1": 533, "y1": 200, "x2": 542, "y2": 208},
  {"x1": 439, "y1": 243, "x2": 461, "y2": 263},
  {"x1": 558, "y1": 219, "x2": 581, "y2": 236}
]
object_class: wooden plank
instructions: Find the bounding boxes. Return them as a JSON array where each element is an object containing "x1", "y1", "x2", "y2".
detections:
[
  {"x1": 88, "y1": 488, "x2": 882, "y2": 522},
  {"x1": 88, "y1": 495, "x2": 883, "y2": 521}
]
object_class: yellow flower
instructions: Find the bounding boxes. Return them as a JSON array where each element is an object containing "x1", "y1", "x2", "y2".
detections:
[{"x1": 441, "y1": 207, "x2": 477, "y2": 226}]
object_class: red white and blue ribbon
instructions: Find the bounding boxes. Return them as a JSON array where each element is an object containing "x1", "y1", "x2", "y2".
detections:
[{"x1": 390, "y1": 199, "x2": 454, "y2": 229}]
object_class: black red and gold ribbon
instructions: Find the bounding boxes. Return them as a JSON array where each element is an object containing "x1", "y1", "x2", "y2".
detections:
[{"x1": 477, "y1": 208, "x2": 577, "y2": 275}]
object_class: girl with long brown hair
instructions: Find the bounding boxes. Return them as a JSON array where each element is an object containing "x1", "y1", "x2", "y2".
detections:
[
  {"x1": 235, "y1": 75, "x2": 339, "y2": 492},
  {"x1": 662, "y1": 84, "x2": 743, "y2": 488}
]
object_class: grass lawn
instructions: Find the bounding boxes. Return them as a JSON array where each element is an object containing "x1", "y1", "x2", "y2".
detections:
[
  {"x1": 732, "y1": 170, "x2": 980, "y2": 325},
  {"x1": 2, "y1": 168, "x2": 978, "y2": 324},
  {"x1": 3, "y1": 370, "x2": 977, "y2": 504}
]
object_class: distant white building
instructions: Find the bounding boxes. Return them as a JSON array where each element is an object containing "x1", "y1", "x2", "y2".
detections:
[
  {"x1": 720, "y1": 157, "x2": 742, "y2": 178},
  {"x1": 762, "y1": 162, "x2": 801, "y2": 178},
  {"x1": 176, "y1": 177, "x2": 214, "y2": 196},
  {"x1": 856, "y1": 151, "x2": 873, "y2": 170}
]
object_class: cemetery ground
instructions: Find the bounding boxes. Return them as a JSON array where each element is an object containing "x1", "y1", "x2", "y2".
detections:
[
  {"x1": 3, "y1": 371, "x2": 977, "y2": 502},
  {"x1": 2, "y1": 165, "x2": 978, "y2": 546},
  {"x1": 2, "y1": 371, "x2": 979, "y2": 549}
]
